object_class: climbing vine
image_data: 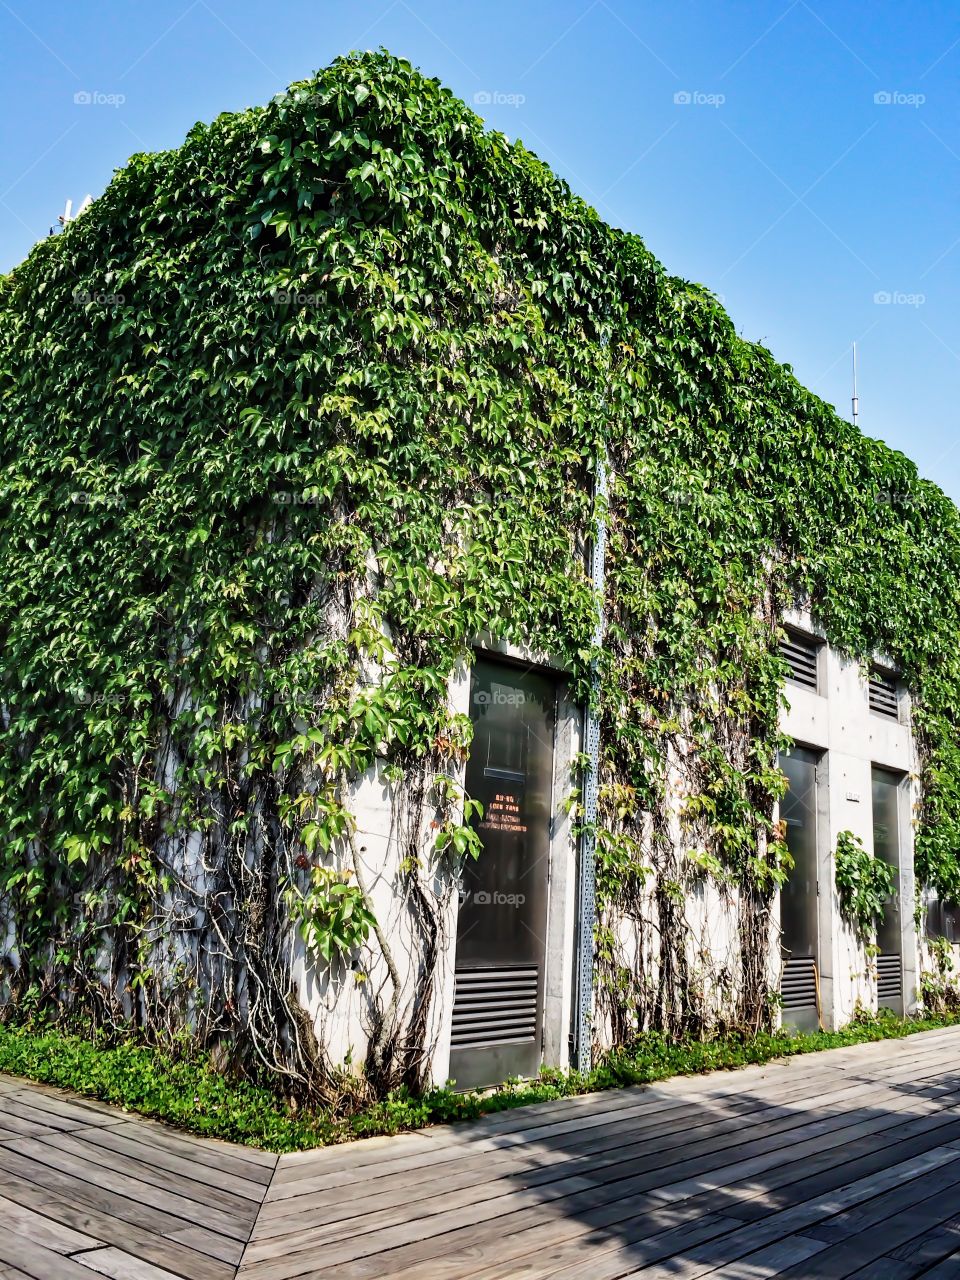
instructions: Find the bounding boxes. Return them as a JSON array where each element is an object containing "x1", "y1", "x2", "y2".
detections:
[
  {"x1": 834, "y1": 830, "x2": 896, "y2": 937},
  {"x1": 1, "y1": 50, "x2": 960, "y2": 1097}
]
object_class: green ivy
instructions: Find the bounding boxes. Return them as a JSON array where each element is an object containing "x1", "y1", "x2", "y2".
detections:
[
  {"x1": 834, "y1": 829, "x2": 897, "y2": 937},
  {"x1": 1, "y1": 49, "x2": 959, "y2": 1083}
]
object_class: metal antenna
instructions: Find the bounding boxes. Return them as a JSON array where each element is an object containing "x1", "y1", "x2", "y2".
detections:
[
  {"x1": 851, "y1": 342, "x2": 859, "y2": 427},
  {"x1": 57, "y1": 195, "x2": 93, "y2": 228}
]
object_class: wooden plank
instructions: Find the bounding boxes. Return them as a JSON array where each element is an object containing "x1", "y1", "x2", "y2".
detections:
[
  {"x1": 0, "y1": 1080, "x2": 127, "y2": 1124},
  {"x1": 1, "y1": 1092, "x2": 125, "y2": 1130},
  {"x1": 104, "y1": 1120, "x2": 276, "y2": 1187},
  {"x1": 0, "y1": 1172, "x2": 235, "y2": 1280},
  {"x1": 2, "y1": 1137, "x2": 252, "y2": 1242},
  {"x1": 641, "y1": 1091, "x2": 960, "y2": 1208},
  {"x1": 0, "y1": 1098, "x2": 96, "y2": 1135},
  {"x1": 773, "y1": 1193, "x2": 960, "y2": 1278},
  {"x1": 634, "y1": 1145, "x2": 960, "y2": 1280},
  {"x1": 264, "y1": 1066, "x2": 874, "y2": 1209},
  {"x1": 167, "y1": 1226, "x2": 246, "y2": 1267},
  {"x1": 325, "y1": 1116, "x2": 960, "y2": 1274},
  {"x1": 489, "y1": 1212, "x2": 743, "y2": 1280},
  {"x1": 2, "y1": 1027, "x2": 958, "y2": 1280},
  {"x1": 0, "y1": 1108, "x2": 58, "y2": 1139},
  {"x1": 114, "y1": 1117, "x2": 277, "y2": 1171},
  {"x1": 0, "y1": 1191, "x2": 103, "y2": 1254},
  {"x1": 918, "y1": 1250, "x2": 960, "y2": 1278},
  {"x1": 376, "y1": 1202, "x2": 719, "y2": 1280},
  {"x1": 265, "y1": 1104, "x2": 960, "y2": 1280},
  {"x1": 0, "y1": 1227, "x2": 104, "y2": 1280},
  {"x1": 35, "y1": 1131, "x2": 260, "y2": 1219},
  {"x1": 660, "y1": 1233, "x2": 828, "y2": 1279},
  {"x1": 257, "y1": 1064, "x2": 901, "y2": 1223},
  {"x1": 269, "y1": 1072, "x2": 772, "y2": 1183},
  {"x1": 844, "y1": 1261, "x2": 919, "y2": 1280},
  {"x1": 344, "y1": 1145, "x2": 960, "y2": 1280},
  {"x1": 885, "y1": 1216, "x2": 960, "y2": 1270},
  {"x1": 256, "y1": 1072, "x2": 898, "y2": 1231},
  {"x1": 0, "y1": 1078, "x2": 275, "y2": 1170},
  {"x1": 70, "y1": 1247, "x2": 187, "y2": 1280},
  {"x1": 239, "y1": 1097, "x2": 950, "y2": 1278},
  {"x1": 0, "y1": 1127, "x2": 39, "y2": 1143},
  {"x1": 74, "y1": 1126, "x2": 267, "y2": 1201},
  {"x1": 272, "y1": 1059, "x2": 853, "y2": 1187},
  {"x1": 718, "y1": 1112, "x2": 960, "y2": 1225},
  {"x1": 0, "y1": 1155, "x2": 237, "y2": 1280},
  {"x1": 803, "y1": 1158, "x2": 960, "y2": 1244},
  {"x1": 830, "y1": 1046, "x2": 960, "y2": 1083},
  {"x1": 255, "y1": 1097, "x2": 893, "y2": 1244}
]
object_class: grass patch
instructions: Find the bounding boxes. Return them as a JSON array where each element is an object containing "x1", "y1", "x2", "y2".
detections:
[{"x1": 1, "y1": 1009, "x2": 958, "y2": 1153}]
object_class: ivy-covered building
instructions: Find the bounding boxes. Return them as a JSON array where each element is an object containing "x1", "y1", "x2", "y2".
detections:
[{"x1": 2, "y1": 51, "x2": 959, "y2": 1096}]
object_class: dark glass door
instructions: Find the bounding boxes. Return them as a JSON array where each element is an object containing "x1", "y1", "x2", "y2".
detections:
[
  {"x1": 779, "y1": 746, "x2": 821, "y2": 1027},
  {"x1": 449, "y1": 658, "x2": 556, "y2": 1088},
  {"x1": 872, "y1": 766, "x2": 904, "y2": 1012}
]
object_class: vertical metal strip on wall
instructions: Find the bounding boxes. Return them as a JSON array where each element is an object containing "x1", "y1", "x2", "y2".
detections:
[{"x1": 576, "y1": 450, "x2": 608, "y2": 1075}]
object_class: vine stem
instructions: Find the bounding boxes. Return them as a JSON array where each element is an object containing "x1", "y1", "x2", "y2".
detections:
[{"x1": 339, "y1": 771, "x2": 402, "y2": 1073}]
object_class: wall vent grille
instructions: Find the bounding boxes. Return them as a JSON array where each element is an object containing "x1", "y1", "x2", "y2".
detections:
[
  {"x1": 877, "y1": 953, "x2": 903, "y2": 1004},
  {"x1": 781, "y1": 957, "x2": 818, "y2": 1011},
  {"x1": 450, "y1": 966, "x2": 539, "y2": 1050},
  {"x1": 780, "y1": 635, "x2": 819, "y2": 692},
  {"x1": 869, "y1": 670, "x2": 900, "y2": 720}
]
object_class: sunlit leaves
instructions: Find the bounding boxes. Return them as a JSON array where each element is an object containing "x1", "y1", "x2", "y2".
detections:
[{"x1": 1, "y1": 46, "x2": 958, "y2": 1056}]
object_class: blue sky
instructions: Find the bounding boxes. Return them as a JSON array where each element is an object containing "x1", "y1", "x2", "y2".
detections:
[{"x1": 2, "y1": 1, "x2": 958, "y2": 499}]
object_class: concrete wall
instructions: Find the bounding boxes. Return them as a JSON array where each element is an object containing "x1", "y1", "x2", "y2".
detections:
[
  {"x1": 297, "y1": 643, "x2": 583, "y2": 1086},
  {"x1": 779, "y1": 610, "x2": 919, "y2": 1028},
  {"x1": 300, "y1": 618, "x2": 921, "y2": 1084}
]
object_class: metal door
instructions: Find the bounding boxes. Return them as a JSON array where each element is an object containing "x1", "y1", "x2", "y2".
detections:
[
  {"x1": 872, "y1": 766, "x2": 904, "y2": 1013},
  {"x1": 449, "y1": 658, "x2": 556, "y2": 1088},
  {"x1": 779, "y1": 746, "x2": 822, "y2": 1028}
]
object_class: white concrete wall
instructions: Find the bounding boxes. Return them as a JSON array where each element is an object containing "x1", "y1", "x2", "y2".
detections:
[
  {"x1": 297, "y1": 644, "x2": 582, "y2": 1086},
  {"x1": 294, "y1": 759, "x2": 460, "y2": 1077},
  {"x1": 779, "y1": 611, "x2": 919, "y2": 1028},
  {"x1": 299, "y1": 617, "x2": 922, "y2": 1083}
]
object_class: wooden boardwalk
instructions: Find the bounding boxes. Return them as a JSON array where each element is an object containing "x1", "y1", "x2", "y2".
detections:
[{"x1": 3, "y1": 1028, "x2": 960, "y2": 1278}]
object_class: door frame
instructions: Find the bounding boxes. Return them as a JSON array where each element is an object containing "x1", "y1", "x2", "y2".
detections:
[
  {"x1": 433, "y1": 646, "x2": 582, "y2": 1087},
  {"x1": 777, "y1": 742, "x2": 830, "y2": 1031}
]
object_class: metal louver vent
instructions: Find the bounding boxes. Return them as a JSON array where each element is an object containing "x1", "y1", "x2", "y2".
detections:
[
  {"x1": 877, "y1": 953, "x2": 903, "y2": 1003},
  {"x1": 450, "y1": 966, "x2": 539, "y2": 1050},
  {"x1": 869, "y1": 670, "x2": 900, "y2": 720},
  {"x1": 780, "y1": 634, "x2": 820, "y2": 692},
  {"x1": 781, "y1": 957, "x2": 818, "y2": 1011}
]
